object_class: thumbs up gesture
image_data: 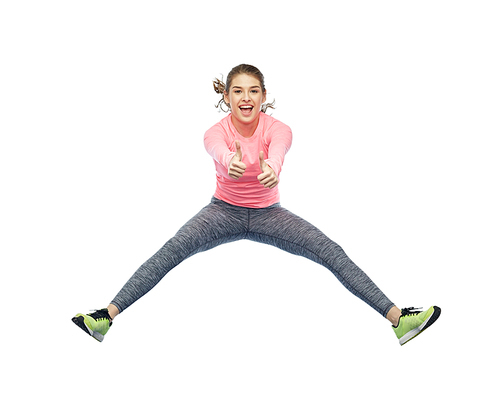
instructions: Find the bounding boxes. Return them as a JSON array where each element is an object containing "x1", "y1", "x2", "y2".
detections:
[
  {"x1": 228, "y1": 140, "x2": 247, "y2": 179},
  {"x1": 258, "y1": 151, "x2": 279, "y2": 189}
]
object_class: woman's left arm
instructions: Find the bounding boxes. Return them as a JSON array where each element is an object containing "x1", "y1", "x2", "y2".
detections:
[
  {"x1": 258, "y1": 122, "x2": 293, "y2": 188},
  {"x1": 264, "y1": 122, "x2": 292, "y2": 176}
]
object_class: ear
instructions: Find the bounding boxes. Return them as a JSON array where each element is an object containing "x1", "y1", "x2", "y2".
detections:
[
  {"x1": 262, "y1": 90, "x2": 267, "y2": 104},
  {"x1": 223, "y1": 91, "x2": 230, "y2": 106}
]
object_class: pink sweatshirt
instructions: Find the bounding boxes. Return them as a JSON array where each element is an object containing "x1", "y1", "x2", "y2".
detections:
[{"x1": 204, "y1": 112, "x2": 293, "y2": 208}]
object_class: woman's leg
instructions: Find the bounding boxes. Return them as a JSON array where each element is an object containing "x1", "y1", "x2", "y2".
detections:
[
  {"x1": 109, "y1": 198, "x2": 248, "y2": 314},
  {"x1": 247, "y1": 205, "x2": 396, "y2": 318}
]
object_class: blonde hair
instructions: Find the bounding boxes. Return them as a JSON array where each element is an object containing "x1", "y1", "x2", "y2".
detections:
[{"x1": 213, "y1": 64, "x2": 275, "y2": 113}]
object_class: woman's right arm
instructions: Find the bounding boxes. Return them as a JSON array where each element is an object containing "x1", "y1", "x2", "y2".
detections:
[
  {"x1": 204, "y1": 126, "x2": 246, "y2": 179},
  {"x1": 204, "y1": 125, "x2": 235, "y2": 168}
]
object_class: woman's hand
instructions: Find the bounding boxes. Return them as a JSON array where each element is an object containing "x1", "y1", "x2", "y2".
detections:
[
  {"x1": 258, "y1": 151, "x2": 279, "y2": 189},
  {"x1": 228, "y1": 140, "x2": 247, "y2": 179}
]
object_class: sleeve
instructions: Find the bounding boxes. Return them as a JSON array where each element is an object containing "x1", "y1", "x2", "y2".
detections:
[
  {"x1": 264, "y1": 121, "x2": 293, "y2": 176},
  {"x1": 204, "y1": 124, "x2": 235, "y2": 169}
]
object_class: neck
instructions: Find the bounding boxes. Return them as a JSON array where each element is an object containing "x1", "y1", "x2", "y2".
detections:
[{"x1": 231, "y1": 113, "x2": 260, "y2": 138}]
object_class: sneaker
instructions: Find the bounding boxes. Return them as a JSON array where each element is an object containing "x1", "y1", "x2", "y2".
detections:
[
  {"x1": 72, "y1": 309, "x2": 112, "y2": 342},
  {"x1": 393, "y1": 306, "x2": 441, "y2": 346}
]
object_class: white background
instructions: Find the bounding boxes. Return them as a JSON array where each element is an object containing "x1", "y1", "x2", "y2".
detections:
[{"x1": 2, "y1": 1, "x2": 498, "y2": 408}]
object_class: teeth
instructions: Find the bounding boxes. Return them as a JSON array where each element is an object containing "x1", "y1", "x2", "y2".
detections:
[{"x1": 240, "y1": 105, "x2": 253, "y2": 109}]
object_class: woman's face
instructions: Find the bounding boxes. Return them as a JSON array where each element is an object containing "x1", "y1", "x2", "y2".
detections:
[{"x1": 224, "y1": 74, "x2": 266, "y2": 133}]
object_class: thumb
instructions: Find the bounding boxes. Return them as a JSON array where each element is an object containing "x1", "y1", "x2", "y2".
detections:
[
  {"x1": 259, "y1": 151, "x2": 267, "y2": 171},
  {"x1": 235, "y1": 140, "x2": 242, "y2": 160}
]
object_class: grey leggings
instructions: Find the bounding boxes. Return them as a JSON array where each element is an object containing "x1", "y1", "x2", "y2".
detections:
[{"x1": 111, "y1": 197, "x2": 395, "y2": 317}]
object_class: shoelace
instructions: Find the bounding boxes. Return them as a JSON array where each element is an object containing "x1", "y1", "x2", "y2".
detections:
[
  {"x1": 89, "y1": 309, "x2": 112, "y2": 324},
  {"x1": 401, "y1": 307, "x2": 423, "y2": 317}
]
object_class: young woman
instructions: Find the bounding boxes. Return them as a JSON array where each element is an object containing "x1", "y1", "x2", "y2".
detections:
[{"x1": 72, "y1": 64, "x2": 440, "y2": 346}]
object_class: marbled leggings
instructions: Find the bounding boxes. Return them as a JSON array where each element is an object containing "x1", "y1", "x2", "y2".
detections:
[{"x1": 111, "y1": 197, "x2": 395, "y2": 316}]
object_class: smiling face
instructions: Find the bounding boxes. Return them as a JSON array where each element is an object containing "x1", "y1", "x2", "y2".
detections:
[{"x1": 224, "y1": 74, "x2": 266, "y2": 137}]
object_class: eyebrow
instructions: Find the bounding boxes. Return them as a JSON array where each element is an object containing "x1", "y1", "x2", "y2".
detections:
[{"x1": 231, "y1": 85, "x2": 261, "y2": 89}]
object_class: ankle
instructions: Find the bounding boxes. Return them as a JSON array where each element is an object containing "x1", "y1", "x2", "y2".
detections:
[
  {"x1": 386, "y1": 306, "x2": 402, "y2": 327},
  {"x1": 107, "y1": 304, "x2": 120, "y2": 321}
]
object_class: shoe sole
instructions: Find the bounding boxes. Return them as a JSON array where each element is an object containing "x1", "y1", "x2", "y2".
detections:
[
  {"x1": 72, "y1": 316, "x2": 104, "y2": 342},
  {"x1": 399, "y1": 306, "x2": 441, "y2": 345}
]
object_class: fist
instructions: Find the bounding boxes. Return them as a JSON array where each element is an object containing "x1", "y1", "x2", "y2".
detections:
[
  {"x1": 257, "y1": 151, "x2": 278, "y2": 189},
  {"x1": 228, "y1": 140, "x2": 247, "y2": 179}
]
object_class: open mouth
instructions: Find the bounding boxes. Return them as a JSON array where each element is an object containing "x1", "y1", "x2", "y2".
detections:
[{"x1": 239, "y1": 105, "x2": 254, "y2": 115}]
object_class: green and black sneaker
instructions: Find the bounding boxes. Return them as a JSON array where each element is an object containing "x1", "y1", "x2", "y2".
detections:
[
  {"x1": 72, "y1": 309, "x2": 113, "y2": 342},
  {"x1": 393, "y1": 306, "x2": 441, "y2": 346}
]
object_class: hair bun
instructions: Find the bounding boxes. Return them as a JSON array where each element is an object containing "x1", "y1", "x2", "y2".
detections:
[{"x1": 213, "y1": 77, "x2": 226, "y2": 95}]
